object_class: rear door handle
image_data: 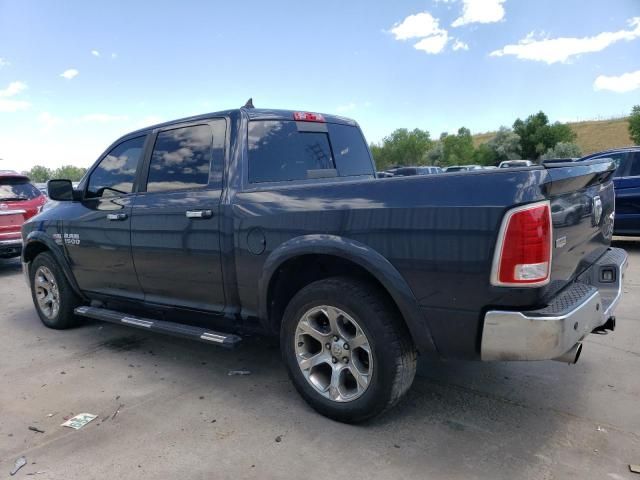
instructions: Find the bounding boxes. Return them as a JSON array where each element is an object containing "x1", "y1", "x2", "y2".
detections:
[
  {"x1": 185, "y1": 209, "x2": 213, "y2": 219},
  {"x1": 106, "y1": 213, "x2": 128, "y2": 221}
]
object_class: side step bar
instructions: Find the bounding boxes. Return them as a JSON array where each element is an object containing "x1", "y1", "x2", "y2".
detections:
[{"x1": 74, "y1": 306, "x2": 242, "y2": 348}]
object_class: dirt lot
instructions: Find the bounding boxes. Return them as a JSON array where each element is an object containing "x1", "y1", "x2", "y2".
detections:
[{"x1": 1, "y1": 240, "x2": 639, "y2": 480}]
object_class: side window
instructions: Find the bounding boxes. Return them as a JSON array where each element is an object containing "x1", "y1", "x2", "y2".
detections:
[
  {"x1": 598, "y1": 153, "x2": 630, "y2": 178},
  {"x1": 87, "y1": 136, "x2": 146, "y2": 198},
  {"x1": 627, "y1": 152, "x2": 640, "y2": 177},
  {"x1": 146, "y1": 124, "x2": 217, "y2": 193}
]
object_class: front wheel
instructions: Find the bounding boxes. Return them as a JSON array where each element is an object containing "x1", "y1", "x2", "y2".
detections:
[
  {"x1": 29, "y1": 252, "x2": 82, "y2": 329},
  {"x1": 281, "y1": 277, "x2": 417, "y2": 423}
]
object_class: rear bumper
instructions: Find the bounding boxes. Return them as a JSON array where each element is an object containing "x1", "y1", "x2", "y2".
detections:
[
  {"x1": 481, "y1": 247, "x2": 628, "y2": 361},
  {"x1": 0, "y1": 237, "x2": 23, "y2": 257}
]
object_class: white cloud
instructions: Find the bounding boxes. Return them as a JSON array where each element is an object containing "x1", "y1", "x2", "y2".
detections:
[
  {"x1": 389, "y1": 12, "x2": 450, "y2": 54},
  {"x1": 452, "y1": 0, "x2": 506, "y2": 27},
  {"x1": 60, "y1": 68, "x2": 79, "y2": 79},
  {"x1": 452, "y1": 40, "x2": 469, "y2": 51},
  {"x1": 111, "y1": 53, "x2": 118, "y2": 59},
  {"x1": 38, "y1": 112, "x2": 64, "y2": 131},
  {"x1": 594, "y1": 70, "x2": 640, "y2": 93},
  {"x1": 91, "y1": 50, "x2": 100, "y2": 57},
  {"x1": 390, "y1": 12, "x2": 444, "y2": 40},
  {"x1": 414, "y1": 33, "x2": 449, "y2": 53},
  {"x1": 0, "y1": 58, "x2": 9, "y2": 68},
  {"x1": 0, "y1": 81, "x2": 30, "y2": 112},
  {"x1": 336, "y1": 102, "x2": 356, "y2": 113},
  {"x1": 0, "y1": 81, "x2": 27, "y2": 97},
  {"x1": 0, "y1": 98, "x2": 30, "y2": 112},
  {"x1": 80, "y1": 113, "x2": 128, "y2": 123},
  {"x1": 491, "y1": 17, "x2": 640, "y2": 64}
]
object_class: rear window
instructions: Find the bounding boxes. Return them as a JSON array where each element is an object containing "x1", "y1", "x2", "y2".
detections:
[
  {"x1": 248, "y1": 120, "x2": 373, "y2": 184},
  {"x1": 0, "y1": 177, "x2": 41, "y2": 201}
]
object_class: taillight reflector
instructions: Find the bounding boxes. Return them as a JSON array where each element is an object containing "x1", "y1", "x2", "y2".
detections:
[
  {"x1": 491, "y1": 201, "x2": 552, "y2": 287},
  {"x1": 293, "y1": 111, "x2": 325, "y2": 122}
]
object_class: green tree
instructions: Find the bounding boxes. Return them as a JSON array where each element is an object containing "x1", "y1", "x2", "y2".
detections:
[
  {"x1": 473, "y1": 143, "x2": 497, "y2": 166},
  {"x1": 424, "y1": 141, "x2": 444, "y2": 165},
  {"x1": 513, "y1": 111, "x2": 576, "y2": 159},
  {"x1": 487, "y1": 127, "x2": 521, "y2": 162},
  {"x1": 442, "y1": 127, "x2": 474, "y2": 165},
  {"x1": 26, "y1": 165, "x2": 53, "y2": 183},
  {"x1": 369, "y1": 128, "x2": 433, "y2": 170},
  {"x1": 53, "y1": 165, "x2": 87, "y2": 181},
  {"x1": 540, "y1": 142, "x2": 582, "y2": 160},
  {"x1": 629, "y1": 105, "x2": 640, "y2": 144}
]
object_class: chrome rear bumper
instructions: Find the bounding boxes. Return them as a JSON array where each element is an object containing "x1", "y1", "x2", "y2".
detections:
[{"x1": 481, "y1": 247, "x2": 628, "y2": 361}]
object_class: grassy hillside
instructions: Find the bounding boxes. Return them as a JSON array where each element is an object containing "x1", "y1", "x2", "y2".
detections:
[{"x1": 473, "y1": 117, "x2": 634, "y2": 155}]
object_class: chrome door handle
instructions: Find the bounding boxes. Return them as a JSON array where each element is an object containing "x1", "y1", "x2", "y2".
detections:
[
  {"x1": 106, "y1": 213, "x2": 128, "y2": 221},
  {"x1": 185, "y1": 209, "x2": 213, "y2": 219}
]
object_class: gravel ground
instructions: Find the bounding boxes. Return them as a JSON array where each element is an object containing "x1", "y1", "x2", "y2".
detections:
[{"x1": 0, "y1": 239, "x2": 638, "y2": 479}]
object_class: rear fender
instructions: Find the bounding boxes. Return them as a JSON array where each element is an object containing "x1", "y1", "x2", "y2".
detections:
[{"x1": 259, "y1": 234, "x2": 439, "y2": 358}]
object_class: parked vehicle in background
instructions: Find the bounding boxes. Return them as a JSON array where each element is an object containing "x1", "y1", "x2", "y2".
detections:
[
  {"x1": 376, "y1": 171, "x2": 394, "y2": 178},
  {"x1": 391, "y1": 166, "x2": 442, "y2": 176},
  {"x1": 21, "y1": 107, "x2": 627, "y2": 423},
  {"x1": 35, "y1": 183, "x2": 49, "y2": 197},
  {"x1": 443, "y1": 165, "x2": 483, "y2": 172},
  {"x1": 499, "y1": 160, "x2": 535, "y2": 168},
  {"x1": 578, "y1": 146, "x2": 640, "y2": 236},
  {"x1": 0, "y1": 171, "x2": 47, "y2": 258}
]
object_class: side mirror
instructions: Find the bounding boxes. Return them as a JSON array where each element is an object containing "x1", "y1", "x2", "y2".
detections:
[{"x1": 47, "y1": 179, "x2": 75, "y2": 201}]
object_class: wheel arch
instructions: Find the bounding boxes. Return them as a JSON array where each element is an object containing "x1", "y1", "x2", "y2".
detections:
[
  {"x1": 22, "y1": 232, "x2": 84, "y2": 299},
  {"x1": 259, "y1": 234, "x2": 439, "y2": 358}
]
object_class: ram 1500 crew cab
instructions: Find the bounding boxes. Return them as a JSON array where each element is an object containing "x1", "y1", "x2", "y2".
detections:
[{"x1": 22, "y1": 107, "x2": 627, "y2": 422}]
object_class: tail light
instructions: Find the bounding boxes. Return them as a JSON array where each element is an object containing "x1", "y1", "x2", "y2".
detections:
[{"x1": 491, "y1": 201, "x2": 552, "y2": 287}]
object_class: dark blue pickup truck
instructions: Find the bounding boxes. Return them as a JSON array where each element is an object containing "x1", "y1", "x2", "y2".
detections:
[
  {"x1": 579, "y1": 146, "x2": 640, "y2": 236},
  {"x1": 21, "y1": 106, "x2": 627, "y2": 422}
]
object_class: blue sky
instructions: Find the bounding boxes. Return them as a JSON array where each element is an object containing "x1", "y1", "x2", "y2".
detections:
[{"x1": 0, "y1": 0, "x2": 639, "y2": 170}]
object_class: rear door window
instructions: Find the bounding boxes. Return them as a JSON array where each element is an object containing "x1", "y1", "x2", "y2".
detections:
[
  {"x1": 146, "y1": 124, "x2": 217, "y2": 193},
  {"x1": 87, "y1": 136, "x2": 146, "y2": 198},
  {"x1": 248, "y1": 120, "x2": 373, "y2": 184}
]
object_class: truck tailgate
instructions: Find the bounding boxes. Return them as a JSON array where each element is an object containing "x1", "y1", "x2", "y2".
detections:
[{"x1": 544, "y1": 159, "x2": 616, "y2": 286}]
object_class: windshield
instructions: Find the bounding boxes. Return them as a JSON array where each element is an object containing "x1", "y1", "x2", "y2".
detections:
[{"x1": 0, "y1": 178, "x2": 42, "y2": 201}]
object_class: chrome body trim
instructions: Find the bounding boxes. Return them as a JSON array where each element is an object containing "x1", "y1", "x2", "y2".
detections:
[
  {"x1": 482, "y1": 248, "x2": 628, "y2": 361},
  {"x1": 200, "y1": 332, "x2": 226, "y2": 343},
  {"x1": 121, "y1": 317, "x2": 153, "y2": 328}
]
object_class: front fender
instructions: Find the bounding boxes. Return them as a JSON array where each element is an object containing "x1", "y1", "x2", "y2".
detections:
[
  {"x1": 259, "y1": 234, "x2": 439, "y2": 358},
  {"x1": 23, "y1": 231, "x2": 85, "y2": 299}
]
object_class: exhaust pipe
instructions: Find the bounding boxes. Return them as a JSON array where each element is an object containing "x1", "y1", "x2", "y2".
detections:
[{"x1": 553, "y1": 343, "x2": 583, "y2": 364}]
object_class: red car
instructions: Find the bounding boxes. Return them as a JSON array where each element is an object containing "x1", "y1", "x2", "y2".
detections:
[{"x1": 0, "y1": 171, "x2": 47, "y2": 258}]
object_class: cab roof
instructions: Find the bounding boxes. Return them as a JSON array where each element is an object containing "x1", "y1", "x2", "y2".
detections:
[{"x1": 127, "y1": 107, "x2": 358, "y2": 137}]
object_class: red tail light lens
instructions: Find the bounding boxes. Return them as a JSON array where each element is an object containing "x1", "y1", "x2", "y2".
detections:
[
  {"x1": 293, "y1": 112, "x2": 325, "y2": 122},
  {"x1": 491, "y1": 201, "x2": 552, "y2": 287}
]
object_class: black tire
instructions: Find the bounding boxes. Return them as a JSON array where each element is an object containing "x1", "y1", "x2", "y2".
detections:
[
  {"x1": 280, "y1": 276, "x2": 417, "y2": 423},
  {"x1": 29, "y1": 252, "x2": 82, "y2": 329}
]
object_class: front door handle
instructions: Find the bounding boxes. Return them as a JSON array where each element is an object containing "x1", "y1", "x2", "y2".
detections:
[
  {"x1": 106, "y1": 213, "x2": 128, "y2": 221},
  {"x1": 185, "y1": 209, "x2": 213, "y2": 219}
]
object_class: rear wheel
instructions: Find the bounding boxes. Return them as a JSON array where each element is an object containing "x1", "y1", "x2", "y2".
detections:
[
  {"x1": 29, "y1": 252, "x2": 82, "y2": 329},
  {"x1": 281, "y1": 277, "x2": 417, "y2": 423}
]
